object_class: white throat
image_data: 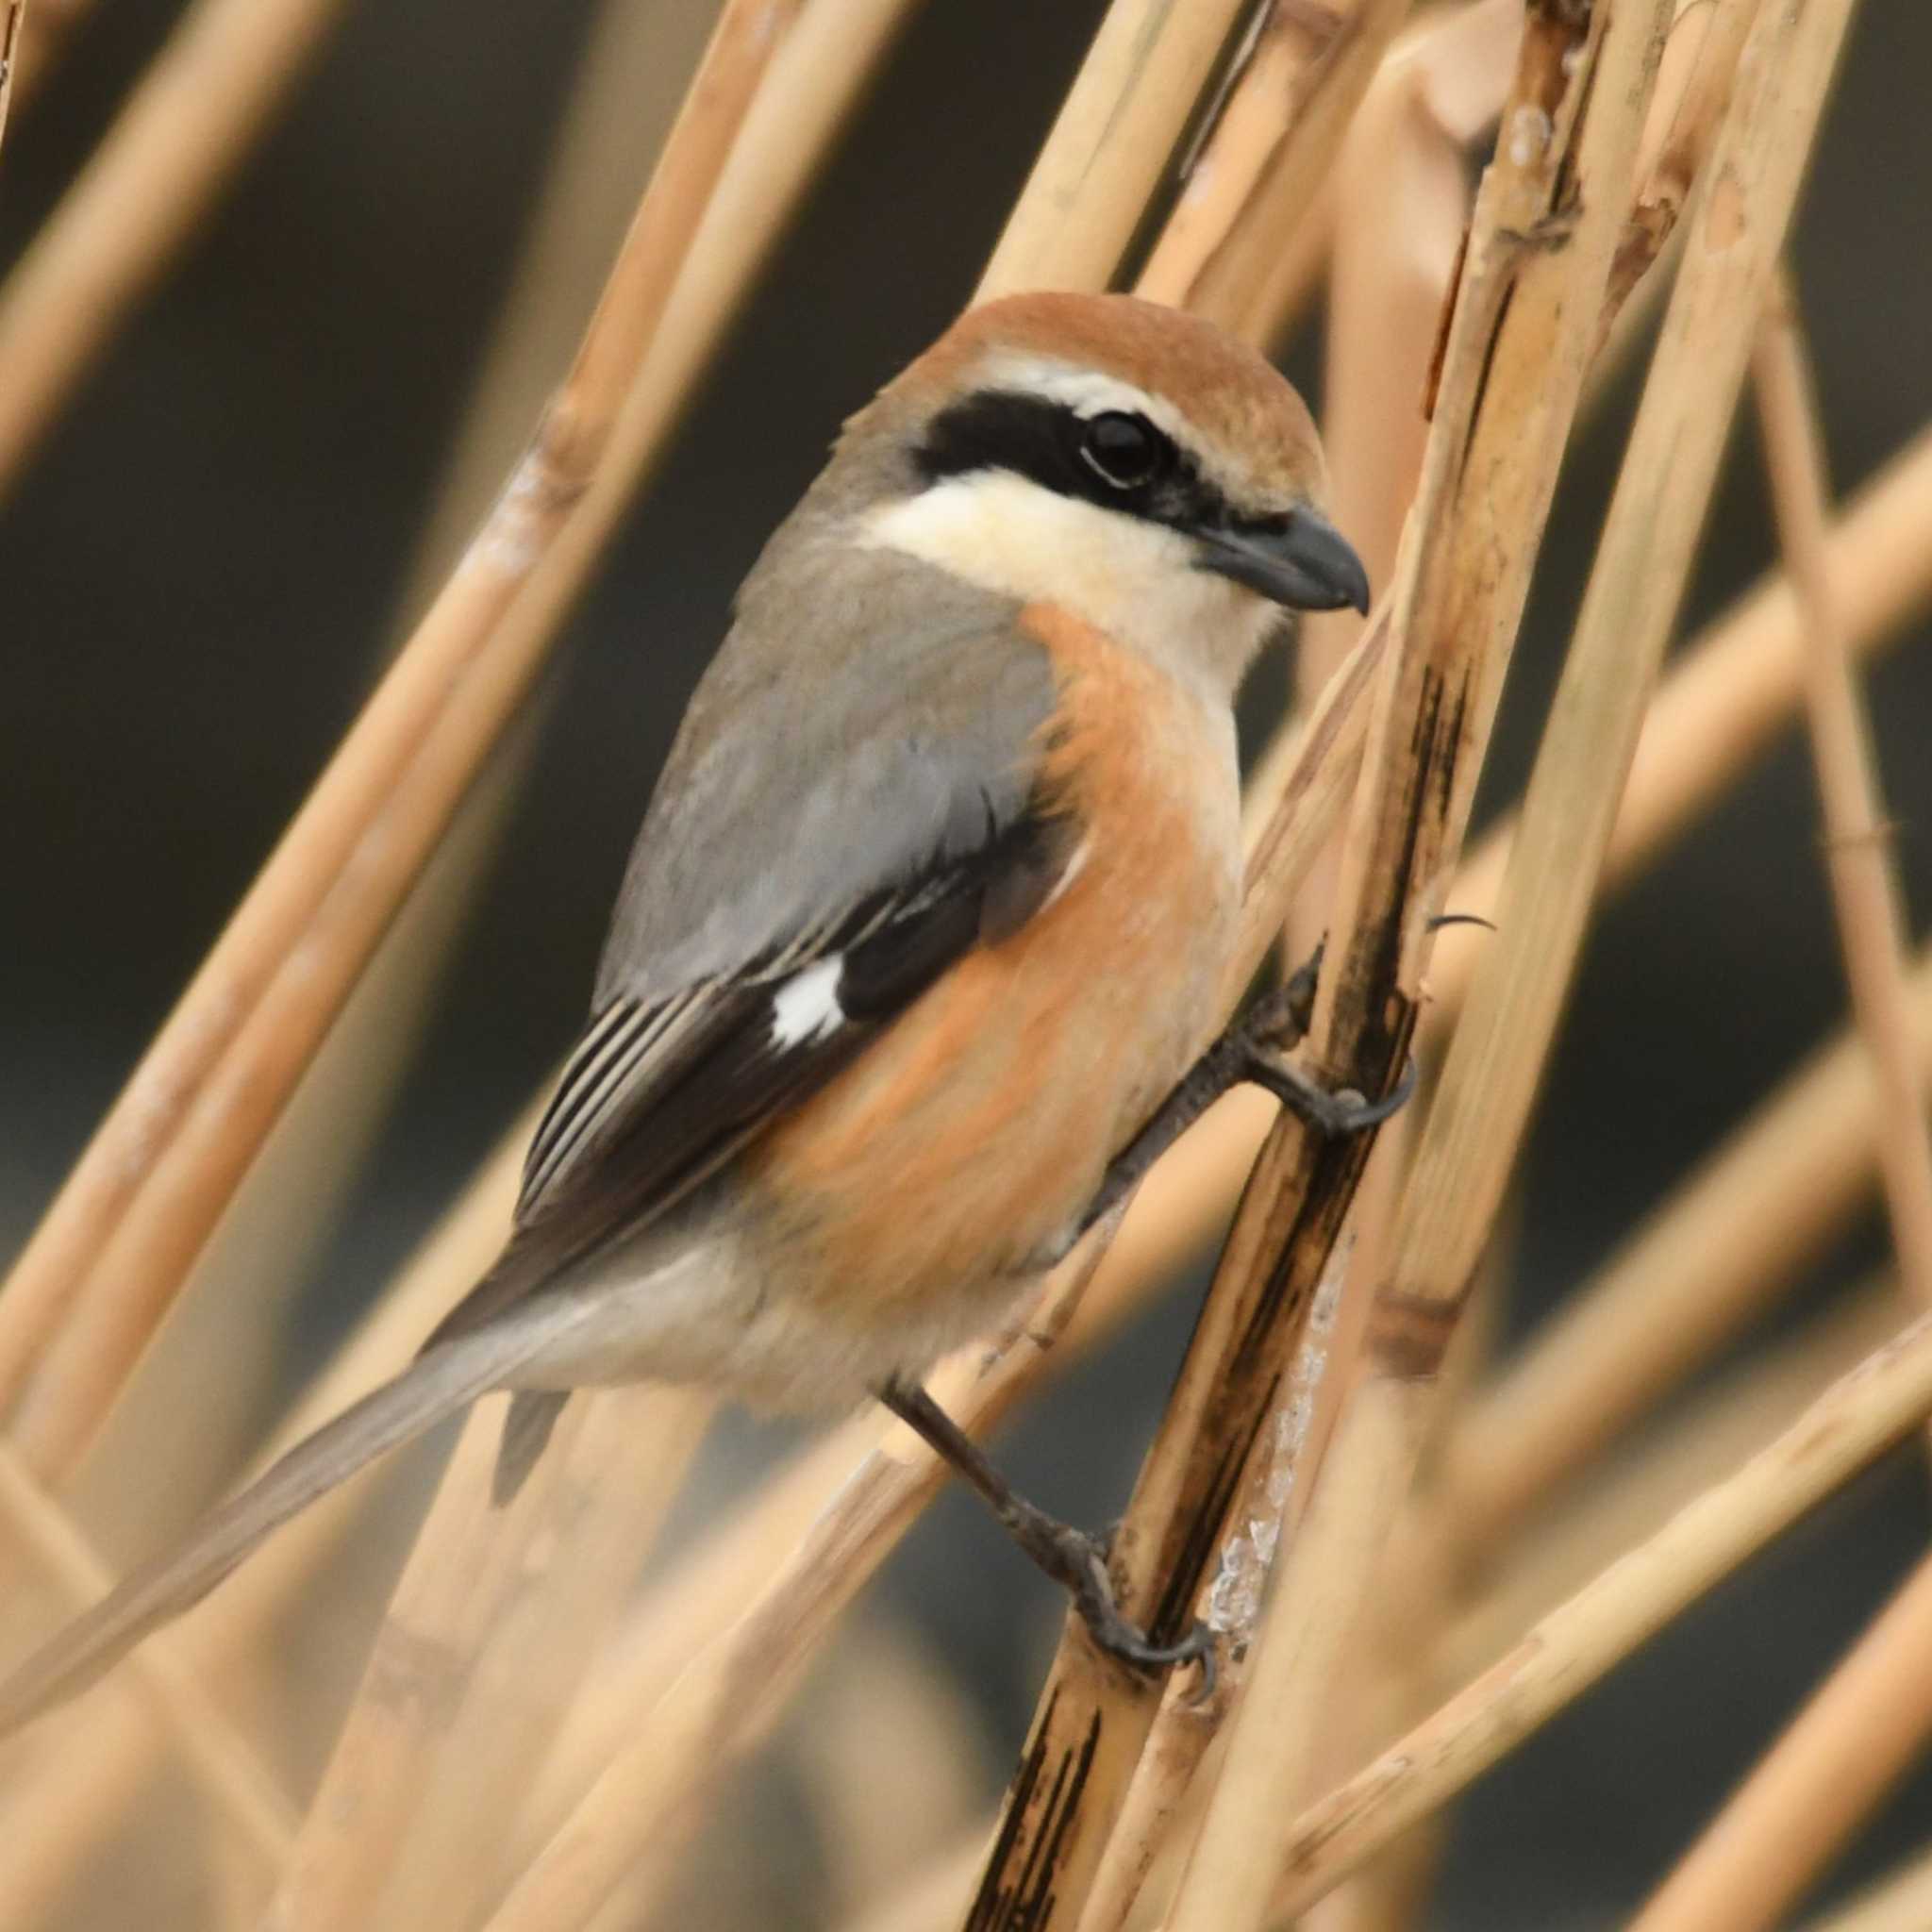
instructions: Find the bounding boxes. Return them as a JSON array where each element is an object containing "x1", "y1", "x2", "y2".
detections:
[{"x1": 858, "y1": 472, "x2": 1277, "y2": 705}]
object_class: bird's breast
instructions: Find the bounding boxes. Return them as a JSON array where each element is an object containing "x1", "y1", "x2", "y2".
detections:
[{"x1": 749, "y1": 600, "x2": 1240, "y2": 1344}]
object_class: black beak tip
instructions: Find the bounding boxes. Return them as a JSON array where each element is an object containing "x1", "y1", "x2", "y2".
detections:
[{"x1": 1195, "y1": 508, "x2": 1372, "y2": 618}]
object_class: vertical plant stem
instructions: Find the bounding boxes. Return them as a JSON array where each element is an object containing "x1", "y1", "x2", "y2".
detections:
[
  {"x1": 1753, "y1": 269, "x2": 1932, "y2": 1307},
  {"x1": 1160, "y1": 3, "x2": 1674, "y2": 1924}
]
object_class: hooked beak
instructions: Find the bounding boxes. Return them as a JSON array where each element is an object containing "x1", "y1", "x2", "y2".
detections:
[{"x1": 1193, "y1": 507, "x2": 1371, "y2": 616}]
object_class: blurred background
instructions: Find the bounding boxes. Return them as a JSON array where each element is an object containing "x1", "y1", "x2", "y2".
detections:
[{"x1": 2, "y1": 2, "x2": 1929, "y2": 1925}]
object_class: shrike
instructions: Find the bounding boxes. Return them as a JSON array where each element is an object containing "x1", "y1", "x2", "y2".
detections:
[{"x1": 0, "y1": 291, "x2": 1384, "y2": 1731}]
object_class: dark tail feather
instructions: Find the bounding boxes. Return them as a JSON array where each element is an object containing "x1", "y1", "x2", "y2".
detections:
[
  {"x1": 491, "y1": 1390, "x2": 571, "y2": 1507},
  {"x1": 0, "y1": 1325, "x2": 537, "y2": 1737}
]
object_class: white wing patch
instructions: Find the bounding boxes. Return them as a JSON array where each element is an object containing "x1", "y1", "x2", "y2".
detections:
[{"x1": 770, "y1": 956, "x2": 846, "y2": 1048}]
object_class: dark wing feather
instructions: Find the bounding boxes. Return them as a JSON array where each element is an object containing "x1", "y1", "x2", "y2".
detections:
[{"x1": 426, "y1": 808, "x2": 1071, "y2": 1349}]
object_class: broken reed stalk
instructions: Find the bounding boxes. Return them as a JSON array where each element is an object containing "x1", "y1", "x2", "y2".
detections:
[
  {"x1": 0, "y1": 0, "x2": 356, "y2": 494},
  {"x1": 1626, "y1": 1542, "x2": 1932, "y2": 1932},
  {"x1": 1755, "y1": 271, "x2": 1932, "y2": 1307},
  {"x1": 0, "y1": 0, "x2": 838, "y2": 1495},
  {"x1": 1268, "y1": 1307, "x2": 1932, "y2": 1920},
  {"x1": 1152, "y1": 9, "x2": 1674, "y2": 1928}
]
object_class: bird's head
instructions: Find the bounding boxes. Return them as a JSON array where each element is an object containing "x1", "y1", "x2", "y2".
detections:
[{"x1": 833, "y1": 291, "x2": 1368, "y2": 700}]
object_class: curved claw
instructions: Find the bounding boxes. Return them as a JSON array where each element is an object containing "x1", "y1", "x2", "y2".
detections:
[
  {"x1": 1245, "y1": 1048, "x2": 1419, "y2": 1137},
  {"x1": 1061, "y1": 1536, "x2": 1221, "y2": 1692}
]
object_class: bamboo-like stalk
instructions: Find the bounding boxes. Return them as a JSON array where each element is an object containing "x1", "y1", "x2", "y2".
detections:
[
  {"x1": 0, "y1": 0, "x2": 354, "y2": 495},
  {"x1": 263, "y1": 1404, "x2": 572, "y2": 1928},
  {"x1": 1202, "y1": 5, "x2": 1858, "y2": 1915},
  {"x1": 1072, "y1": 1233, "x2": 1367, "y2": 1932},
  {"x1": 369, "y1": 1388, "x2": 709, "y2": 1931},
  {"x1": 1600, "y1": 0, "x2": 1757, "y2": 345},
  {"x1": 973, "y1": 0, "x2": 1258, "y2": 300},
  {"x1": 1266, "y1": 1308, "x2": 1932, "y2": 1920},
  {"x1": 1156, "y1": 8, "x2": 1674, "y2": 1927},
  {"x1": 0, "y1": 1445, "x2": 294, "y2": 1869},
  {"x1": 1800, "y1": 1843, "x2": 1932, "y2": 1932},
  {"x1": 0, "y1": 0, "x2": 827, "y2": 1494},
  {"x1": 802, "y1": 1625, "x2": 987, "y2": 1924},
  {"x1": 1449, "y1": 945, "x2": 1932, "y2": 1549},
  {"x1": 8, "y1": 0, "x2": 88, "y2": 111},
  {"x1": 1626, "y1": 1542, "x2": 1932, "y2": 1932},
  {"x1": 264, "y1": 1383, "x2": 708, "y2": 1929},
  {"x1": 1135, "y1": 0, "x2": 1413, "y2": 330},
  {"x1": 1755, "y1": 272, "x2": 1932, "y2": 1307}
]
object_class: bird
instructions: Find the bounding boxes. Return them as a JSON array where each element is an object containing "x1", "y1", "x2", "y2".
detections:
[{"x1": 0, "y1": 290, "x2": 1379, "y2": 1734}]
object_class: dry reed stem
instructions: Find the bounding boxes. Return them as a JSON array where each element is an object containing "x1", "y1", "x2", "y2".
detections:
[
  {"x1": 973, "y1": 0, "x2": 1257, "y2": 299},
  {"x1": 263, "y1": 1402, "x2": 575, "y2": 1928},
  {"x1": 0, "y1": 1445, "x2": 294, "y2": 1869},
  {"x1": 1592, "y1": 261, "x2": 1932, "y2": 1932},
  {"x1": 1136, "y1": 0, "x2": 1413, "y2": 329},
  {"x1": 1072, "y1": 23, "x2": 1523, "y2": 1917},
  {"x1": 1755, "y1": 272, "x2": 1932, "y2": 1307},
  {"x1": 1449, "y1": 944, "x2": 1932, "y2": 1549},
  {"x1": 0, "y1": 0, "x2": 353, "y2": 495},
  {"x1": 1625, "y1": 1541, "x2": 1932, "y2": 1932},
  {"x1": 1211, "y1": 0, "x2": 1414, "y2": 343},
  {"x1": 802, "y1": 1625, "x2": 988, "y2": 1922},
  {"x1": 1437, "y1": 411, "x2": 1932, "y2": 1031},
  {"x1": 1800, "y1": 1843, "x2": 1932, "y2": 1932},
  {"x1": 369, "y1": 1387, "x2": 708, "y2": 1930},
  {"x1": 1267, "y1": 1309, "x2": 1932, "y2": 1920},
  {"x1": 1601, "y1": 0, "x2": 1757, "y2": 345},
  {"x1": 1241, "y1": 5, "x2": 1861, "y2": 1911},
  {"x1": 395, "y1": 0, "x2": 728, "y2": 605},
  {"x1": 1156, "y1": 5, "x2": 1673, "y2": 1924},
  {"x1": 1072, "y1": 1234, "x2": 1365, "y2": 1932},
  {"x1": 849, "y1": 1823, "x2": 994, "y2": 1932},
  {"x1": 1441, "y1": 1277, "x2": 1909, "y2": 1681},
  {"x1": 0, "y1": 0, "x2": 813, "y2": 1495},
  {"x1": 0, "y1": 1107, "x2": 533, "y2": 1929}
]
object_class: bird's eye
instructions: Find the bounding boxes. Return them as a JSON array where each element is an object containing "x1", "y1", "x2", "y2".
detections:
[{"x1": 1078, "y1": 411, "x2": 1168, "y2": 491}]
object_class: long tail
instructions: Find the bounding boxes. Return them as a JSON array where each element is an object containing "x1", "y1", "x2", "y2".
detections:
[{"x1": 0, "y1": 1324, "x2": 540, "y2": 1737}]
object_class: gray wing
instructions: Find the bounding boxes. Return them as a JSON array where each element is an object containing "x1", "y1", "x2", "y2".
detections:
[{"x1": 429, "y1": 568, "x2": 1067, "y2": 1347}]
